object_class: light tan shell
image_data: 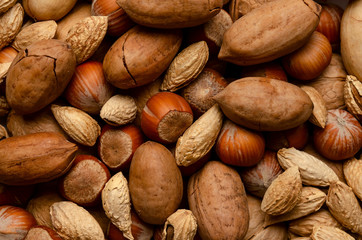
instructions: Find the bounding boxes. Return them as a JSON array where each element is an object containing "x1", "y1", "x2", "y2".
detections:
[
  {"x1": 250, "y1": 223, "x2": 288, "y2": 240},
  {"x1": 288, "y1": 209, "x2": 343, "y2": 237},
  {"x1": 162, "y1": 209, "x2": 197, "y2": 240},
  {"x1": 300, "y1": 85, "x2": 327, "y2": 128},
  {"x1": 50, "y1": 201, "x2": 104, "y2": 240},
  {"x1": 161, "y1": 41, "x2": 209, "y2": 92},
  {"x1": 264, "y1": 187, "x2": 326, "y2": 226},
  {"x1": 100, "y1": 94, "x2": 137, "y2": 127},
  {"x1": 102, "y1": 171, "x2": 133, "y2": 240},
  {"x1": 11, "y1": 20, "x2": 57, "y2": 51},
  {"x1": 175, "y1": 104, "x2": 223, "y2": 167},
  {"x1": 326, "y1": 181, "x2": 362, "y2": 235},
  {"x1": 26, "y1": 191, "x2": 64, "y2": 229},
  {"x1": 0, "y1": 3, "x2": 24, "y2": 50},
  {"x1": 261, "y1": 166, "x2": 302, "y2": 216},
  {"x1": 0, "y1": 62, "x2": 11, "y2": 80},
  {"x1": 65, "y1": 16, "x2": 108, "y2": 64},
  {"x1": 0, "y1": 0, "x2": 17, "y2": 14},
  {"x1": 51, "y1": 104, "x2": 101, "y2": 146},
  {"x1": 343, "y1": 157, "x2": 362, "y2": 201},
  {"x1": 277, "y1": 147, "x2": 339, "y2": 187},
  {"x1": 244, "y1": 194, "x2": 266, "y2": 240},
  {"x1": 306, "y1": 54, "x2": 346, "y2": 110},
  {"x1": 203, "y1": 9, "x2": 233, "y2": 47},
  {"x1": 0, "y1": 124, "x2": 8, "y2": 140},
  {"x1": 311, "y1": 225, "x2": 355, "y2": 240},
  {"x1": 344, "y1": 75, "x2": 362, "y2": 121}
]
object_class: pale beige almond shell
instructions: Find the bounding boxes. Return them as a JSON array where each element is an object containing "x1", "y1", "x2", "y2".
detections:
[
  {"x1": 343, "y1": 157, "x2": 362, "y2": 201},
  {"x1": 56, "y1": 2, "x2": 91, "y2": 40},
  {"x1": 264, "y1": 187, "x2": 326, "y2": 227},
  {"x1": 0, "y1": 62, "x2": 11, "y2": 79},
  {"x1": 162, "y1": 209, "x2": 197, "y2": 240},
  {"x1": 344, "y1": 75, "x2": 362, "y2": 121},
  {"x1": 102, "y1": 171, "x2": 133, "y2": 240},
  {"x1": 300, "y1": 85, "x2": 327, "y2": 128},
  {"x1": 250, "y1": 223, "x2": 288, "y2": 240},
  {"x1": 100, "y1": 94, "x2": 137, "y2": 127},
  {"x1": 288, "y1": 209, "x2": 343, "y2": 237},
  {"x1": 244, "y1": 194, "x2": 266, "y2": 240},
  {"x1": 0, "y1": 3, "x2": 24, "y2": 50},
  {"x1": 50, "y1": 201, "x2": 105, "y2": 240},
  {"x1": 65, "y1": 16, "x2": 108, "y2": 64},
  {"x1": 0, "y1": 0, "x2": 17, "y2": 14},
  {"x1": 277, "y1": 147, "x2": 339, "y2": 187},
  {"x1": 326, "y1": 181, "x2": 362, "y2": 235},
  {"x1": 11, "y1": 20, "x2": 58, "y2": 51},
  {"x1": 311, "y1": 225, "x2": 355, "y2": 240},
  {"x1": 261, "y1": 165, "x2": 302, "y2": 216},
  {"x1": 51, "y1": 104, "x2": 101, "y2": 146},
  {"x1": 0, "y1": 124, "x2": 9, "y2": 140},
  {"x1": 26, "y1": 191, "x2": 64, "y2": 229},
  {"x1": 161, "y1": 41, "x2": 209, "y2": 92},
  {"x1": 175, "y1": 104, "x2": 223, "y2": 167}
]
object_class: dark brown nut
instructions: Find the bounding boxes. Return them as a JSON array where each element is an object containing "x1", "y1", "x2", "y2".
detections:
[
  {"x1": 0, "y1": 132, "x2": 78, "y2": 186},
  {"x1": 103, "y1": 26, "x2": 182, "y2": 89},
  {"x1": 116, "y1": 0, "x2": 223, "y2": 29},
  {"x1": 6, "y1": 39, "x2": 76, "y2": 115}
]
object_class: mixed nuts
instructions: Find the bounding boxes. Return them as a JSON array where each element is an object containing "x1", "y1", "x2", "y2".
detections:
[{"x1": 0, "y1": 0, "x2": 361, "y2": 239}]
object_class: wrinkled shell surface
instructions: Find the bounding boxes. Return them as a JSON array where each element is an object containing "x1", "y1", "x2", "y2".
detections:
[
  {"x1": 300, "y1": 85, "x2": 328, "y2": 128},
  {"x1": 65, "y1": 16, "x2": 108, "y2": 64},
  {"x1": 161, "y1": 41, "x2": 209, "y2": 92},
  {"x1": 277, "y1": 147, "x2": 339, "y2": 187},
  {"x1": 50, "y1": 201, "x2": 104, "y2": 240},
  {"x1": 102, "y1": 171, "x2": 133, "y2": 240},
  {"x1": 100, "y1": 94, "x2": 137, "y2": 126},
  {"x1": 161, "y1": 209, "x2": 197, "y2": 240},
  {"x1": 344, "y1": 75, "x2": 362, "y2": 121},
  {"x1": 261, "y1": 166, "x2": 302, "y2": 216},
  {"x1": 51, "y1": 105, "x2": 101, "y2": 146},
  {"x1": 0, "y1": 3, "x2": 24, "y2": 50},
  {"x1": 0, "y1": 0, "x2": 17, "y2": 14},
  {"x1": 326, "y1": 181, "x2": 362, "y2": 235},
  {"x1": 12, "y1": 20, "x2": 57, "y2": 51},
  {"x1": 175, "y1": 104, "x2": 223, "y2": 167},
  {"x1": 311, "y1": 225, "x2": 354, "y2": 240},
  {"x1": 343, "y1": 157, "x2": 362, "y2": 200}
]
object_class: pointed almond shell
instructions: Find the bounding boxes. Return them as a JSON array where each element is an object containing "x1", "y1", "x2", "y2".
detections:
[
  {"x1": 51, "y1": 104, "x2": 101, "y2": 146},
  {"x1": 277, "y1": 147, "x2": 339, "y2": 187},
  {"x1": 261, "y1": 165, "x2": 302, "y2": 216},
  {"x1": 344, "y1": 75, "x2": 362, "y2": 121},
  {"x1": 343, "y1": 157, "x2": 362, "y2": 200},
  {"x1": 326, "y1": 180, "x2": 362, "y2": 235},
  {"x1": 12, "y1": 20, "x2": 57, "y2": 51},
  {"x1": 162, "y1": 209, "x2": 197, "y2": 240},
  {"x1": 102, "y1": 171, "x2": 133, "y2": 240},
  {"x1": 288, "y1": 209, "x2": 342, "y2": 237},
  {"x1": 175, "y1": 104, "x2": 223, "y2": 167},
  {"x1": 161, "y1": 41, "x2": 209, "y2": 92},
  {"x1": 300, "y1": 85, "x2": 327, "y2": 128},
  {"x1": 311, "y1": 225, "x2": 354, "y2": 240},
  {"x1": 100, "y1": 94, "x2": 137, "y2": 126},
  {"x1": 264, "y1": 187, "x2": 326, "y2": 226},
  {"x1": 0, "y1": 3, "x2": 24, "y2": 50},
  {"x1": 66, "y1": 16, "x2": 108, "y2": 64},
  {"x1": 50, "y1": 201, "x2": 104, "y2": 240}
]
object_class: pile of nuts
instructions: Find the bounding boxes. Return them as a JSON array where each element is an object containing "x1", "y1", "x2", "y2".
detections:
[{"x1": 0, "y1": 0, "x2": 361, "y2": 239}]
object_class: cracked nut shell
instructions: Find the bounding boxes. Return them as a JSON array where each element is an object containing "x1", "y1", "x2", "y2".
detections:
[
  {"x1": 103, "y1": 25, "x2": 182, "y2": 89},
  {"x1": 5, "y1": 39, "x2": 76, "y2": 115}
]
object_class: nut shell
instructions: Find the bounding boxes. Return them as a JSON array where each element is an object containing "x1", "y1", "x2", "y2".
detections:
[
  {"x1": 6, "y1": 39, "x2": 76, "y2": 115},
  {"x1": 187, "y1": 161, "x2": 249, "y2": 240}
]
